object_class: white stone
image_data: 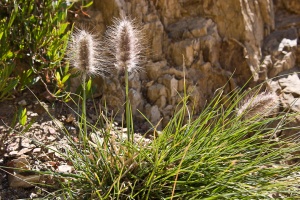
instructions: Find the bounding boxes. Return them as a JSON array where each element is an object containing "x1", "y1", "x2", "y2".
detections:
[{"x1": 57, "y1": 165, "x2": 73, "y2": 173}]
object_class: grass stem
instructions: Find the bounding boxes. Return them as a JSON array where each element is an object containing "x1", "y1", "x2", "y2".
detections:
[
  {"x1": 125, "y1": 66, "x2": 133, "y2": 143},
  {"x1": 81, "y1": 73, "x2": 87, "y2": 140}
]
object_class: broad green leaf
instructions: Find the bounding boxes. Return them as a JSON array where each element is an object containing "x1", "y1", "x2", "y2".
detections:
[{"x1": 62, "y1": 73, "x2": 71, "y2": 84}]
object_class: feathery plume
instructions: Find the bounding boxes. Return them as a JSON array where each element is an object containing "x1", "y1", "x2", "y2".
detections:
[
  {"x1": 237, "y1": 92, "x2": 279, "y2": 119},
  {"x1": 104, "y1": 17, "x2": 145, "y2": 143},
  {"x1": 104, "y1": 17, "x2": 145, "y2": 73},
  {"x1": 67, "y1": 27, "x2": 107, "y2": 77}
]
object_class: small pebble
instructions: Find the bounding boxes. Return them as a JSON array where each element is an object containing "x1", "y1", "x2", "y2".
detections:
[
  {"x1": 57, "y1": 165, "x2": 73, "y2": 173},
  {"x1": 48, "y1": 127, "x2": 56, "y2": 134},
  {"x1": 18, "y1": 100, "x2": 27, "y2": 106}
]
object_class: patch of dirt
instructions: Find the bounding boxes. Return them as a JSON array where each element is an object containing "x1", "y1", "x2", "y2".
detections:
[{"x1": 0, "y1": 88, "x2": 100, "y2": 199}]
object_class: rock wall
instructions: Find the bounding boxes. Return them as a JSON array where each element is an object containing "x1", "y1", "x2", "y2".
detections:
[{"x1": 78, "y1": 0, "x2": 300, "y2": 128}]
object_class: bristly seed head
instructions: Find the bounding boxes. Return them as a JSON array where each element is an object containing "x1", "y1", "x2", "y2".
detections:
[
  {"x1": 105, "y1": 17, "x2": 145, "y2": 73},
  {"x1": 237, "y1": 92, "x2": 279, "y2": 119},
  {"x1": 67, "y1": 27, "x2": 107, "y2": 77}
]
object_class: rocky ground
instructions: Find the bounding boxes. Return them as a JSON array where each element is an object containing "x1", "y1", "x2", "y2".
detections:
[
  {"x1": 0, "y1": 88, "x2": 76, "y2": 199},
  {"x1": 0, "y1": 83, "x2": 154, "y2": 199}
]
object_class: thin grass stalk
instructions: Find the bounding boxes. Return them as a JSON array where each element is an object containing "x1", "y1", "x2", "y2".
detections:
[
  {"x1": 81, "y1": 73, "x2": 87, "y2": 141},
  {"x1": 125, "y1": 66, "x2": 133, "y2": 143},
  {"x1": 171, "y1": 121, "x2": 197, "y2": 200},
  {"x1": 104, "y1": 17, "x2": 145, "y2": 145}
]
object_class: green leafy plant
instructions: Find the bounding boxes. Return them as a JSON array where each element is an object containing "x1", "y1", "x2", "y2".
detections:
[
  {"x1": 54, "y1": 65, "x2": 72, "y2": 101},
  {"x1": 0, "y1": 2, "x2": 18, "y2": 101},
  {"x1": 0, "y1": 0, "x2": 71, "y2": 101},
  {"x1": 0, "y1": 61, "x2": 18, "y2": 101}
]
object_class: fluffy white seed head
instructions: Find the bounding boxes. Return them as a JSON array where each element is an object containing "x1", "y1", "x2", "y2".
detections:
[
  {"x1": 104, "y1": 17, "x2": 145, "y2": 73},
  {"x1": 67, "y1": 27, "x2": 107, "y2": 77},
  {"x1": 237, "y1": 92, "x2": 279, "y2": 119}
]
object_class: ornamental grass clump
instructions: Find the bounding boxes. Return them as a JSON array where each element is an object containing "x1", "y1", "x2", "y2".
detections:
[
  {"x1": 51, "y1": 87, "x2": 300, "y2": 199},
  {"x1": 104, "y1": 17, "x2": 145, "y2": 143}
]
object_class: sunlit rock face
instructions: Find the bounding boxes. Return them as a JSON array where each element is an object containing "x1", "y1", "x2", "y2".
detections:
[{"x1": 76, "y1": 0, "x2": 300, "y2": 129}]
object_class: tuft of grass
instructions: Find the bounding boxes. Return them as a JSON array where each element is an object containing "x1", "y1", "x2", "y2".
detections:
[{"x1": 45, "y1": 88, "x2": 300, "y2": 199}]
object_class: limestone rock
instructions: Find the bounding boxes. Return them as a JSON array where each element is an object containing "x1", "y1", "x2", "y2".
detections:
[
  {"x1": 162, "y1": 74, "x2": 178, "y2": 99},
  {"x1": 8, "y1": 173, "x2": 40, "y2": 188},
  {"x1": 149, "y1": 105, "x2": 161, "y2": 127},
  {"x1": 168, "y1": 40, "x2": 195, "y2": 67},
  {"x1": 281, "y1": 93, "x2": 300, "y2": 113},
  {"x1": 78, "y1": 0, "x2": 299, "y2": 129},
  {"x1": 278, "y1": 73, "x2": 300, "y2": 96},
  {"x1": 283, "y1": 0, "x2": 300, "y2": 14},
  {"x1": 268, "y1": 71, "x2": 300, "y2": 114},
  {"x1": 7, "y1": 157, "x2": 30, "y2": 172},
  {"x1": 129, "y1": 73, "x2": 142, "y2": 91},
  {"x1": 263, "y1": 27, "x2": 298, "y2": 79},
  {"x1": 167, "y1": 17, "x2": 221, "y2": 67},
  {"x1": 177, "y1": 79, "x2": 185, "y2": 93},
  {"x1": 18, "y1": 100, "x2": 27, "y2": 106},
  {"x1": 101, "y1": 94, "x2": 124, "y2": 115},
  {"x1": 147, "y1": 84, "x2": 167, "y2": 103},
  {"x1": 155, "y1": 95, "x2": 167, "y2": 109},
  {"x1": 129, "y1": 89, "x2": 143, "y2": 115},
  {"x1": 143, "y1": 20, "x2": 166, "y2": 61},
  {"x1": 145, "y1": 104, "x2": 161, "y2": 129},
  {"x1": 187, "y1": 85, "x2": 205, "y2": 112},
  {"x1": 269, "y1": 52, "x2": 296, "y2": 77},
  {"x1": 201, "y1": 0, "x2": 275, "y2": 82},
  {"x1": 6, "y1": 157, "x2": 41, "y2": 188},
  {"x1": 145, "y1": 61, "x2": 167, "y2": 80}
]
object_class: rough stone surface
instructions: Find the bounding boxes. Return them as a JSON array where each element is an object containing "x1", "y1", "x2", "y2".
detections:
[
  {"x1": 71, "y1": 0, "x2": 300, "y2": 128},
  {"x1": 282, "y1": 0, "x2": 300, "y2": 14},
  {"x1": 278, "y1": 73, "x2": 300, "y2": 96},
  {"x1": 6, "y1": 157, "x2": 41, "y2": 188}
]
